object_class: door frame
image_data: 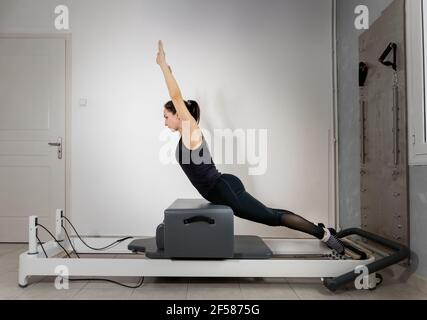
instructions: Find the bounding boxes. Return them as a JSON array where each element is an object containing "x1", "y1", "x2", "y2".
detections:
[{"x1": 0, "y1": 33, "x2": 72, "y2": 232}]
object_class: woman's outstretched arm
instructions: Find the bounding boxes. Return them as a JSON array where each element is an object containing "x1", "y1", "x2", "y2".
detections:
[
  {"x1": 156, "y1": 40, "x2": 201, "y2": 148},
  {"x1": 157, "y1": 40, "x2": 182, "y2": 99},
  {"x1": 156, "y1": 40, "x2": 192, "y2": 122}
]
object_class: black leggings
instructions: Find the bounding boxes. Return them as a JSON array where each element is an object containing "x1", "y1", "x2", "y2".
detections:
[{"x1": 204, "y1": 174, "x2": 325, "y2": 239}]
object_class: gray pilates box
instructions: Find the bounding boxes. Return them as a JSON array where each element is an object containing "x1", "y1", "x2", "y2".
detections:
[{"x1": 164, "y1": 199, "x2": 234, "y2": 258}]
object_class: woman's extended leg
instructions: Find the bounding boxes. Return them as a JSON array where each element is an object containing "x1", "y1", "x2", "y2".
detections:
[
  {"x1": 209, "y1": 174, "x2": 323, "y2": 236},
  {"x1": 270, "y1": 208, "x2": 324, "y2": 239},
  {"x1": 269, "y1": 207, "x2": 345, "y2": 254},
  {"x1": 205, "y1": 174, "x2": 345, "y2": 254}
]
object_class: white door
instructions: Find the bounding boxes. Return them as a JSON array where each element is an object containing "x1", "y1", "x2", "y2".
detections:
[{"x1": 0, "y1": 37, "x2": 66, "y2": 242}]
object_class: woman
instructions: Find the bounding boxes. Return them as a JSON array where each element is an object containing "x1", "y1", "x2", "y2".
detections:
[{"x1": 156, "y1": 40, "x2": 345, "y2": 255}]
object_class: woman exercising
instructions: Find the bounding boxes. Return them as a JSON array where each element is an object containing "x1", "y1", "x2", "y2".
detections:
[{"x1": 156, "y1": 40, "x2": 345, "y2": 255}]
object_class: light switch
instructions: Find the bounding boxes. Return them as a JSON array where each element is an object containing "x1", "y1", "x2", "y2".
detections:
[{"x1": 79, "y1": 98, "x2": 88, "y2": 107}]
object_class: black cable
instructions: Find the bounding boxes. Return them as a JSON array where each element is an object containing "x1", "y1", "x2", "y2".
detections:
[
  {"x1": 36, "y1": 223, "x2": 72, "y2": 258},
  {"x1": 62, "y1": 225, "x2": 80, "y2": 258},
  {"x1": 60, "y1": 225, "x2": 145, "y2": 288},
  {"x1": 62, "y1": 216, "x2": 133, "y2": 251},
  {"x1": 36, "y1": 235, "x2": 48, "y2": 258},
  {"x1": 38, "y1": 218, "x2": 143, "y2": 288},
  {"x1": 65, "y1": 276, "x2": 145, "y2": 289}
]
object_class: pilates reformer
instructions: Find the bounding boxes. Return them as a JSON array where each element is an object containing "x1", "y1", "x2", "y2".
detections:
[{"x1": 18, "y1": 199, "x2": 410, "y2": 291}]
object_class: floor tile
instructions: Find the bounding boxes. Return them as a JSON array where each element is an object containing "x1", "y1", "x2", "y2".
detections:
[
  {"x1": 131, "y1": 283, "x2": 188, "y2": 300},
  {"x1": 240, "y1": 282, "x2": 299, "y2": 300},
  {"x1": 187, "y1": 283, "x2": 243, "y2": 300}
]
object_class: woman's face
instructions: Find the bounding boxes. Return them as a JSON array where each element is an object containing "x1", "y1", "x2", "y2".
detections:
[{"x1": 163, "y1": 108, "x2": 180, "y2": 132}]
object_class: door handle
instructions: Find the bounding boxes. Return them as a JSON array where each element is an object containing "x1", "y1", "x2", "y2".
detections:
[{"x1": 48, "y1": 137, "x2": 62, "y2": 159}]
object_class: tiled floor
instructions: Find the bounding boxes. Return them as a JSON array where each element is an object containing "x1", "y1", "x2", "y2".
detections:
[{"x1": 1, "y1": 243, "x2": 427, "y2": 300}]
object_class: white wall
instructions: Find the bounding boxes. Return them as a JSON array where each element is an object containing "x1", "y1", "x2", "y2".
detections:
[{"x1": 0, "y1": 0, "x2": 334, "y2": 237}]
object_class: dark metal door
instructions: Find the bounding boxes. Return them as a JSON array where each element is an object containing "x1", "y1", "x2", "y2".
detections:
[{"x1": 359, "y1": 0, "x2": 409, "y2": 247}]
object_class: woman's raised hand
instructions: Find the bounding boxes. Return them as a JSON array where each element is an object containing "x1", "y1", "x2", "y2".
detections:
[{"x1": 156, "y1": 40, "x2": 167, "y2": 67}]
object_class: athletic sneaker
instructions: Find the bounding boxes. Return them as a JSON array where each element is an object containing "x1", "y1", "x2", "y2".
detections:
[{"x1": 319, "y1": 223, "x2": 345, "y2": 255}]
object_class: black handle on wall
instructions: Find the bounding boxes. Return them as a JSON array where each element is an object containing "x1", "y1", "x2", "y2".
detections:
[
  {"x1": 378, "y1": 42, "x2": 397, "y2": 71},
  {"x1": 359, "y1": 62, "x2": 369, "y2": 87}
]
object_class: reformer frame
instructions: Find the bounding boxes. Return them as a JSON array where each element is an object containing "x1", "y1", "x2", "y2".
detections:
[{"x1": 18, "y1": 210, "x2": 410, "y2": 292}]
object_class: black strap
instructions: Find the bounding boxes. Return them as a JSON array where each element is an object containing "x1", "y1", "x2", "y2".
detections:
[
  {"x1": 378, "y1": 42, "x2": 397, "y2": 71},
  {"x1": 359, "y1": 62, "x2": 369, "y2": 87}
]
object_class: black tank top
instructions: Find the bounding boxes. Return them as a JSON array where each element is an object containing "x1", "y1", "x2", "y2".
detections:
[{"x1": 176, "y1": 135, "x2": 222, "y2": 197}]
